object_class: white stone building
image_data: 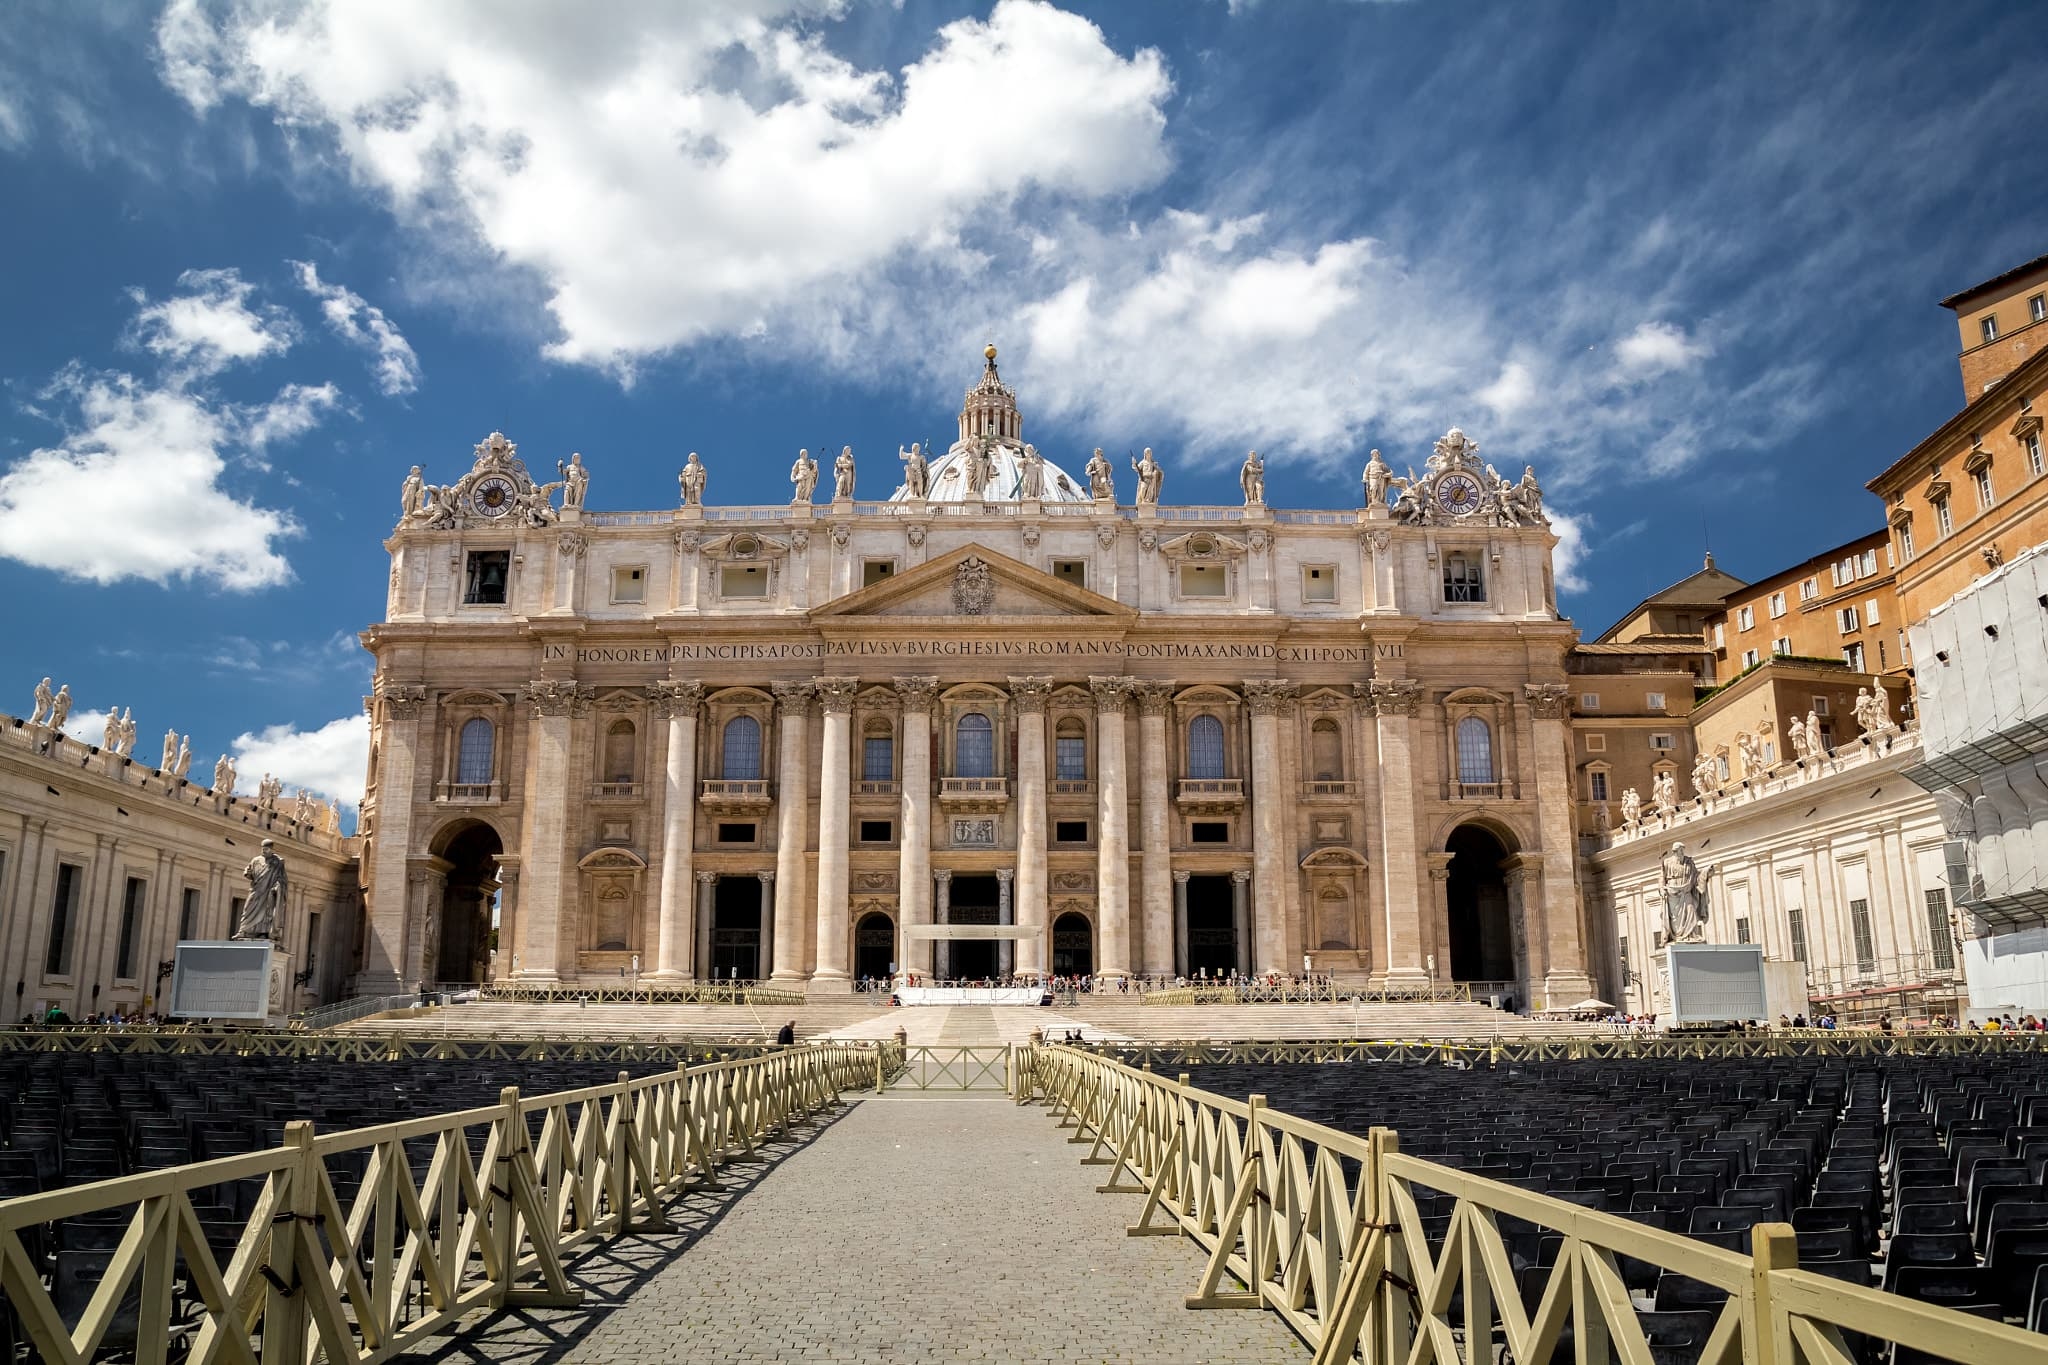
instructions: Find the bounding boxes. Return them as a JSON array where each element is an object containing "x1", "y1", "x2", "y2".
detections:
[{"x1": 357, "y1": 348, "x2": 1594, "y2": 1003}]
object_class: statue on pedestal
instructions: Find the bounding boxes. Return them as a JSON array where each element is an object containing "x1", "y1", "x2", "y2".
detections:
[
  {"x1": 1871, "y1": 686, "x2": 1891, "y2": 730},
  {"x1": 1651, "y1": 770, "x2": 1676, "y2": 812},
  {"x1": 233, "y1": 840, "x2": 288, "y2": 942},
  {"x1": 833, "y1": 445, "x2": 856, "y2": 500},
  {"x1": 965, "y1": 442, "x2": 993, "y2": 496},
  {"x1": 558, "y1": 452, "x2": 588, "y2": 510},
  {"x1": 1019, "y1": 444, "x2": 1044, "y2": 499},
  {"x1": 101, "y1": 711, "x2": 120, "y2": 752},
  {"x1": 1661, "y1": 842, "x2": 1712, "y2": 943},
  {"x1": 1691, "y1": 750, "x2": 1719, "y2": 801},
  {"x1": 1805, "y1": 711, "x2": 1825, "y2": 757},
  {"x1": 790, "y1": 449, "x2": 819, "y2": 503},
  {"x1": 1086, "y1": 448, "x2": 1114, "y2": 500},
  {"x1": 1240, "y1": 450, "x2": 1265, "y2": 505},
  {"x1": 1131, "y1": 448, "x2": 1164, "y2": 505},
  {"x1": 679, "y1": 451, "x2": 707, "y2": 506},
  {"x1": 161, "y1": 729, "x2": 179, "y2": 773},
  {"x1": 30, "y1": 677, "x2": 52, "y2": 726},
  {"x1": 49, "y1": 685, "x2": 71, "y2": 732},
  {"x1": 400, "y1": 465, "x2": 426, "y2": 519},
  {"x1": 899, "y1": 443, "x2": 928, "y2": 499},
  {"x1": 214, "y1": 754, "x2": 236, "y2": 794},
  {"x1": 1363, "y1": 450, "x2": 1391, "y2": 509},
  {"x1": 1737, "y1": 730, "x2": 1764, "y2": 779},
  {"x1": 1620, "y1": 787, "x2": 1642, "y2": 830},
  {"x1": 116, "y1": 708, "x2": 135, "y2": 755},
  {"x1": 174, "y1": 737, "x2": 192, "y2": 779}
]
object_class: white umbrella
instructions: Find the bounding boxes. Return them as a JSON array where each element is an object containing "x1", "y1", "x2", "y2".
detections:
[{"x1": 1568, "y1": 997, "x2": 1618, "y2": 1012}]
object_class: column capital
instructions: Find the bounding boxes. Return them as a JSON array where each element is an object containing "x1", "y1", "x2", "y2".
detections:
[
  {"x1": 813, "y1": 676, "x2": 861, "y2": 714},
  {"x1": 528, "y1": 679, "x2": 592, "y2": 718},
  {"x1": 696, "y1": 870, "x2": 717, "y2": 885},
  {"x1": 1364, "y1": 677, "x2": 1423, "y2": 717},
  {"x1": 1131, "y1": 679, "x2": 1176, "y2": 717},
  {"x1": 1230, "y1": 868, "x2": 1252, "y2": 885},
  {"x1": 1008, "y1": 675, "x2": 1055, "y2": 713},
  {"x1": 1173, "y1": 869, "x2": 1193, "y2": 885},
  {"x1": 934, "y1": 868, "x2": 952, "y2": 884},
  {"x1": 771, "y1": 680, "x2": 816, "y2": 716},
  {"x1": 1089, "y1": 675, "x2": 1137, "y2": 711},
  {"x1": 1241, "y1": 678, "x2": 1298, "y2": 716},
  {"x1": 649, "y1": 679, "x2": 705, "y2": 718},
  {"x1": 757, "y1": 870, "x2": 776, "y2": 885},
  {"x1": 995, "y1": 867, "x2": 1015, "y2": 883},
  {"x1": 374, "y1": 680, "x2": 429, "y2": 715},
  {"x1": 891, "y1": 675, "x2": 942, "y2": 711},
  {"x1": 1523, "y1": 682, "x2": 1571, "y2": 719}
]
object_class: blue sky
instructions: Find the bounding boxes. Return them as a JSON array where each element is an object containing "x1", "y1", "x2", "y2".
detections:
[{"x1": 2, "y1": 0, "x2": 2043, "y2": 819}]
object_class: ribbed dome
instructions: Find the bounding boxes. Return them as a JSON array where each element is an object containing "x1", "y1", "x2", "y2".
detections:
[{"x1": 892, "y1": 442, "x2": 1091, "y2": 503}]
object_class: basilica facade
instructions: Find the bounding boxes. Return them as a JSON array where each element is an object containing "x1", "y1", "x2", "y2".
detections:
[{"x1": 357, "y1": 349, "x2": 1594, "y2": 1004}]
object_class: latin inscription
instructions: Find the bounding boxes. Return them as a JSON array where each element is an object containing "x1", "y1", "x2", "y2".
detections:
[{"x1": 542, "y1": 640, "x2": 1378, "y2": 666}]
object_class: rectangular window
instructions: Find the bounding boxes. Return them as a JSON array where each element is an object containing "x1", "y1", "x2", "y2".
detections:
[
  {"x1": 1843, "y1": 642, "x2": 1865, "y2": 671},
  {"x1": 1982, "y1": 316, "x2": 1999, "y2": 343},
  {"x1": 1974, "y1": 467, "x2": 1995, "y2": 511},
  {"x1": 1836, "y1": 606, "x2": 1860, "y2": 633},
  {"x1": 1735, "y1": 917, "x2": 1752, "y2": 945},
  {"x1": 1301, "y1": 564, "x2": 1337, "y2": 603},
  {"x1": 1619, "y1": 935, "x2": 1630, "y2": 984},
  {"x1": 610, "y1": 565, "x2": 646, "y2": 603},
  {"x1": 1899, "y1": 523, "x2": 1915, "y2": 561},
  {"x1": 2031, "y1": 294, "x2": 2046, "y2": 324},
  {"x1": 2027, "y1": 433, "x2": 2045, "y2": 476},
  {"x1": 1052, "y1": 559, "x2": 1088, "y2": 589},
  {"x1": 1859, "y1": 549, "x2": 1877, "y2": 576},
  {"x1": 1054, "y1": 820, "x2": 1090, "y2": 844},
  {"x1": 1830, "y1": 561, "x2": 1846, "y2": 588},
  {"x1": 1812, "y1": 696, "x2": 1829, "y2": 716},
  {"x1": 1584, "y1": 734, "x2": 1606, "y2": 752},
  {"x1": 228, "y1": 898, "x2": 245, "y2": 938},
  {"x1": 861, "y1": 560, "x2": 896, "y2": 588},
  {"x1": 716, "y1": 822, "x2": 757, "y2": 844},
  {"x1": 1711, "y1": 622, "x2": 1725, "y2": 647},
  {"x1": 1741, "y1": 648, "x2": 1759, "y2": 669},
  {"x1": 862, "y1": 736, "x2": 894, "y2": 782},
  {"x1": 1179, "y1": 564, "x2": 1227, "y2": 597},
  {"x1": 1768, "y1": 592, "x2": 1786, "y2": 619},
  {"x1": 1579, "y1": 693, "x2": 1600, "y2": 711},
  {"x1": 1849, "y1": 898, "x2": 1876, "y2": 973},
  {"x1": 721, "y1": 563, "x2": 770, "y2": 597},
  {"x1": 1589, "y1": 770, "x2": 1609, "y2": 802},
  {"x1": 1800, "y1": 577, "x2": 1818, "y2": 602},
  {"x1": 1772, "y1": 636, "x2": 1791, "y2": 656},
  {"x1": 45, "y1": 863, "x2": 81, "y2": 976},
  {"x1": 1934, "y1": 495, "x2": 1953, "y2": 537},
  {"x1": 1787, "y1": 908, "x2": 1807, "y2": 963},
  {"x1": 463, "y1": 550, "x2": 510, "y2": 605},
  {"x1": 1442, "y1": 553, "x2": 1485, "y2": 603},
  {"x1": 1865, "y1": 598, "x2": 1880, "y2": 626},
  {"x1": 1055, "y1": 734, "x2": 1087, "y2": 781},
  {"x1": 1190, "y1": 821, "x2": 1230, "y2": 844},
  {"x1": 1649, "y1": 732, "x2": 1675, "y2": 751},
  {"x1": 180, "y1": 887, "x2": 199, "y2": 941},
  {"x1": 858, "y1": 820, "x2": 893, "y2": 844},
  {"x1": 1924, "y1": 888, "x2": 1955, "y2": 971},
  {"x1": 1737, "y1": 606, "x2": 1754, "y2": 631},
  {"x1": 116, "y1": 876, "x2": 146, "y2": 979}
]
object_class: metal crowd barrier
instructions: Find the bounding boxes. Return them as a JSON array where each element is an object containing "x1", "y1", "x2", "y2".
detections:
[
  {"x1": 1020, "y1": 1044, "x2": 2046, "y2": 1365},
  {"x1": 0, "y1": 1042, "x2": 881, "y2": 1364}
]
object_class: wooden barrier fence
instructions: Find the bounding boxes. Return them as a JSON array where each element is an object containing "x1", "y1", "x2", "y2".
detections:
[
  {"x1": 0, "y1": 1042, "x2": 880, "y2": 1364},
  {"x1": 1022, "y1": 1044, "x2": 2048, "y2": 1365}
]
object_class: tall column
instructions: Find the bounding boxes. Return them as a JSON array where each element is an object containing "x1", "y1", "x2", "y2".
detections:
[
  {"x1": 361, "y1": 683, "x2": 427, "y2": 992},
  {"x1": 694, "y1": 871, "x2": 716, "y2": 980},
  {"x1": 811, "y1": 676, "x2": 859, "y2": 991},
  {"x1": 996, "y1": 868, "x2": 1015, "y2": 977},
  {"x1": 1173, "y1": 870, "x2": 1191, "y2": 978},
  {"x1": 1524, "y1": 683, "x2": 1593, "y2": 1004},
  {"x1": 1426, "y1": 854, "x2": 1455, "y2": 983},
  {"x1": 1009, "y1": 676, "x2": 1052, "y2": 977},
  {"x1": 1365, "y1": 677, "x2": 1426, "y2": 986},
  {"x1": 650, "y1": 680, "x2": 704, "y2": 979},
  {"x1": 518, "y1": 680, "x2": 587, "y2": 983},
  {"x1": 1243, "y1": 679, "x2": 1298, "y2": 975},
  {"x1": 894, "y1": 677, "x2": 938, "y2": 980},
  {"x1": 933, "y1": 870, "x2": 952, "y2": 980},
  {"x1": 490, "y1": 856, "x2": 520, "y2": 983},
  {"x1": 1133, "y1": 680, "x2": 1175, "y2": 976},
  {"x1": 756, "y1": 872, "x2": 776, "y2": 982},
  {"x1": 770, "y1": 681, "x2": 813, "y2": 982},
  {"x1": 1230, "y1": 870, "x2": 1252, "y2": 978},
  {"x1": 1090, "y1": 676, "x2": 1136, "y2": 979}
]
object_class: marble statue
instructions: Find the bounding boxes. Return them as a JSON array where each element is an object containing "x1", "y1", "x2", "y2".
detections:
[
  {"x1": 214, "y1": 753, "x2": 236, "y2": 793},
  {"x1": 174, "y1": 737, "x2": 192, "y2": 779},
  {"x1": 520, "y1": 480, "x2": 562, "y2": 527},
  {"x1": 292, "y1": 788, "x2": 311, "y2": 825},
  {"x1": 49, "y1": 685, "x2": 71, "y2": 731},
  {"x1": 161, "y1": 729, "x2": 179, "y2": 772},
  {"x1": 833, "y1": 445, "x2": 856, "y2": 500},
  {"x1": 1389, "y1": 476, "x2": 1425, "y2": 524},
  {"x1": 1513, "y1": 466, "x2": 1546, "y2": 524},
  {"x1": 256, "y1": 773, "x2": 282, "y2": 813},
  {"x1": 1019, "y1": 444, "x2": 1044, "y2": 499},
  {"x1": 1786, "y1": 717, "x2": 1811, "y2": 761},
  {"x1": 1805, "y1": 711, "x2": 1824, "y2": 757},
  {"x1": 559, "y1": 453, "x2": 588, "y2": 510},
  {"x1": 30, "y1": 677, "x2": 53, "y2": 726},
  {"x1": 1240, "y1": 450, "x2": 1265, "y2": 505},
  {"x1": 1691, "y1": 750, "x2": 1719, "y2": 801},
  {"x1": 1131, "y1": 448, "x2": 1164, "y2": 505},
  {"x1": 101, "y1": 711, "x2": 120, "y2": 752},
  {"x1": 1086, "y1": 448, "x2": 1114, "y2": 500},
  {"x1": 1592, "y1": 801, "x2": 1610, "y2": 832},
  {"x1": 117, "y1": 708, "x2": 135, "y2": 756},
  {"x1": 965, "y1": 442, "x2": 993, "y2": 496},
  {"x1": 1736, "y1": 730, "x2": 1764, "y2": 778},
  {"x1": 232, "y1": 840, "x2": 287, "y2": 942},
  {"x1": 1652, "y1": 770, "x2": 1677, "y2": 812},
  {"x1": 400, "y1": 465, "x2": 426, "y2": 518},
  {"x1": 679, "y1": 451, "x2": 707, "y2": 506},
  {"x1": 1362, "y1": 450, "x2": 1390, "y2": 508},
  {"x1": 1870, "y1": 686, "x2": 1891, "y2": 730},
  {"x1": 1661, "y1": 842, "x2": 1712, "y2": 943},
  {"x1": 790, "y1": 449, "x2": 819, "y2": 503},
  {"x1": 899, "y1": 443, "x2": 928, "y2": 499},
  {"x1": 1620, "y1": 787, "x2": 1642, "y2": 829}
]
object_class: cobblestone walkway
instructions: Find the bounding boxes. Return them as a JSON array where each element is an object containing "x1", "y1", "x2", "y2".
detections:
[{"x1": 407, "y1": 1096, "x2": 1302, "y2": 1364}]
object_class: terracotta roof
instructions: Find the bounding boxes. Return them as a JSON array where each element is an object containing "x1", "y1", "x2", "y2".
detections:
[
  {"x1": 1591, "y1": 559, "x2": 1750, "y2": 643},
  {"x1": 1571, "y1": 641, "x2": 1713, "y2": 656},
  {"x1": 1939, "y1": 250, "x2": 2048, "y2": 310}
]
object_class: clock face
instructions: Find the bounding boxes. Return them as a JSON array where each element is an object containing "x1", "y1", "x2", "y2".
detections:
[
  {"x1": 470, "y1": 475, "x2": 517, "y2": 519},
  {"x1": 1435, "y1": 472, "x2": 1484, "y2": 517}
]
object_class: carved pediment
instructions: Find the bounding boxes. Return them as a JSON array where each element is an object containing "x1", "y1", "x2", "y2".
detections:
[
  {"x1": 1156, "y1": 530, "x2": 1248, "y2": 563},
  {"x1": 1301, "y1": 847, "x2": 1368, "y2": 870},
  {"x1": 812, "y1": 545, "x2": 1134, "y2": 621},
  {"x1": 701, "y1": 531, "x2": 790, "y2": 561},
  {"x1": 577, "y1": 848, "x2": 647, "y2": 871}
]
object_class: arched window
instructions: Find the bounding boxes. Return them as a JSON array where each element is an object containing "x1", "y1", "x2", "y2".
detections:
[
  {"x1": 1054, "y1": 717, "x2": 1088, "y2": 781},
  {"x1": 1187, "y1": 714, "x2": 1226, "y2": 779},
  {"x1": 1455, "y1": 717, "x2": 1494, "y2": 784},
  {"x1": 1310, "y1": 719, "x2": 1343, "y2": 781},
  {"x1": 604, "y1": 719, "x2": 637, "y2": 784},
  {"x1": 955, "y1": 712, "x2": 994, "y2": 778},
  {"x1": 456, "y1": 718, "x2": 494, "y2": 784},
  {"x1": 722, "y1": 715, "x2": 762, "y2": 780},
  {"x1": 863, "y1": 720, "x2": 894, "y2": 782}
]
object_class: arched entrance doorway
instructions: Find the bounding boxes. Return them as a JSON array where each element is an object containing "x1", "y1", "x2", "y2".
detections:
[
  {"x1": 1445, "y1": 824, "x2": 1517, "y2": 987},
  {"x1": 854, "y1": 911, "x2": 894, "y2": 983},
  {"x1": 437, "y1": 823, "x2": 502, "y2": 984},
  {"x1": 1184, "y1": 875, "x2": 1238, "y2": 977},
  {"x1": 709, "y1": 876, "x2": 763, "y2": 982},
  {"x1": 1051, "y1": 911, "x2": 1094, "y2": 978}
]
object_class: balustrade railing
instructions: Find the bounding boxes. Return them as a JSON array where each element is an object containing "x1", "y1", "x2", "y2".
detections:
[
  {"x1": 0, "y1": 1043, "x2": 882, "y2": 1365},
  {"x1": 478, "y1": 980, "x2": 804, "y2": 1006},
  {"x1": 1021, "y1": 1044, "x2": 2047, "y2": 1365}
]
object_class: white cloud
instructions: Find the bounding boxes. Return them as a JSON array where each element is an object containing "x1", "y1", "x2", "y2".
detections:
[
  {"x1": 290, "y1": 261, "x2": 421, "y2": 395},
  {"x1": 1613, "y1": 321, "x2": 1709, "y2": 379},
  {"x1": 231, "y1": 713, "x2": 369, "y2": 810},
  {"x1": 240, "y1": 381, "x2": 343, "y2": 453},
  {"x1": 159, "y1": 0, "x2": 1172, "y2": 369},
  {"x1": 1548, "y1": 511, "x2": 1588, "y2": 594},
  {"x1": 129, "y1": 268, "x2": 295, "y2": 378}
]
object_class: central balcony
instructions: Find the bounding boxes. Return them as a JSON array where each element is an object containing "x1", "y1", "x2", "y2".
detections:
[
  {"x1": 699, "y1": 778, "x2": 773, "y2": 813},
  {"x1": 938, "y1": 776, "x2": 1010, "y2": 813},
  {"x1": 1176, "y1": 778, "x2": 1245, "y2": 813}
]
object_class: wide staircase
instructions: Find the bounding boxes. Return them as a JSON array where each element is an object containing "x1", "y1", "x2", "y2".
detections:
[
  {"x1": 1060, "y1": 998, "x2": 1589, "y2": 1041},
  {"x1": 330, "y1": 998, "x2": 893, "y2": 1040}
]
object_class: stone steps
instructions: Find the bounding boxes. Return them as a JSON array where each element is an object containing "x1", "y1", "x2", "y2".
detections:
[
  {"x1": 330, "y1": 1000, "x2": 892, "y2": 1040},
  {"x1": 1056, "y1": 1001, "x2": 1587, "y2": 1041}
]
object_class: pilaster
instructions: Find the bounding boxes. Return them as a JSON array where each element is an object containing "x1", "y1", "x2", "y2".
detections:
[
  {"x1": 811, "y1": 675, "x2": 860, "y2": 991},
  {"x1": 1090, "y1": 676, "x2": 1136, "y2": 979},
  {"x1": 650, "y1": 680, "x2": 705, "y2": 979},
  {"x1": 1364, "y1": 677, "x2": 1427, "y2": 986},
  {"x1": 1525, "y1": 682, "x2": 1592, "y2": 1004},
  {"x1": 770, "y1": 681, "x2": 813, "y2": 983},
  {"x1": 1133, "y1": 680, "x2": 1175, "y2": 976},
  {"x1": 516, "y1": 679, "x2": 589, "y2": 982},
  {"x1": 1243, "y1": 678, "x2": 1297, "y2": 974},
  {"x1": 1009, "y1": 676, "x2": 1052, "y2": 976},
  {"x1": 362, "y1": 682, "x2": 428, "y2": 993},
  {"x1": 894, "y1": 676, "x2": 939, "y2": 979}
]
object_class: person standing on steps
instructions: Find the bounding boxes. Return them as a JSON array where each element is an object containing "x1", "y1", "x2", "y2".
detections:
[{"x1": 776, "y1": 1020, "x2": 796, "y2": 1045}]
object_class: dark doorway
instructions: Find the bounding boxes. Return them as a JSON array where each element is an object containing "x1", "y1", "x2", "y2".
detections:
[
  {"x1": 711, "y1": 876, "x2": 763, "y2": 982},
  {"x1": 1185, "y1": 875, "x2": 1238, "y2": 977},
  {"x1": 437, "y1": 823, "x2": 502, "y2": 984},
  {"x1": 1052, "y1": 911, "x2": 1094, "y2": 978},
  {"x1": 946, "y1": 874, "x2": 999, "y2": 980},
  {"x1": 1446, "y1": 825, "x2": 1516, "y2": 983},
  {"x1": 855, "y1": 911, "x2": 894, "y2": 983}
]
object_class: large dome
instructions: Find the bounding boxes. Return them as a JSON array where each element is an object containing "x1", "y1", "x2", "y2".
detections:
[{"x1": 890, "y1": 442, "x2": 1090, "y2": 504}]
